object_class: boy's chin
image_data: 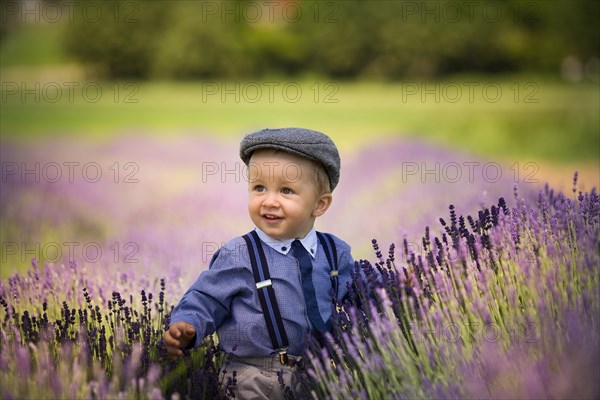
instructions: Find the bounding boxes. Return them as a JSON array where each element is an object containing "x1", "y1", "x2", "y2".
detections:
[
  {"x1": 260, "y1": 226, "x2": 294, "y2": 241},
  {"x1": 262, "y1": 229, "x2": 288, "y2": 240}
]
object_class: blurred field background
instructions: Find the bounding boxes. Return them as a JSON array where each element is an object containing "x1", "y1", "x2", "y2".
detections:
[{"x1": 1, "y1": 0, "x2": 599, "y2": 282}]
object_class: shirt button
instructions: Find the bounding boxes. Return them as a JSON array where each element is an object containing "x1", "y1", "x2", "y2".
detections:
[
  {"x1": 310, "y1": 249, "x2": 314, "y2": 254},
  {"x1": 281, "y1": 246, "x2": 287, "y2": 251}
]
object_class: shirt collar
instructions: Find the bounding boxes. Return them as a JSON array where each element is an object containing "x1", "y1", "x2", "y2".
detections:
[{"x1": 254, "y1": 227, "x2": 318, "y2": 259}]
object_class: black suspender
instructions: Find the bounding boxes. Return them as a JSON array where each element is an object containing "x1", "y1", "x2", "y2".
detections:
[
  {"x1": 243, "y1": 231, "x2": 289, "y2": 352},
  {"x1": 241, "y1": 231, "x2": 339, "y2": 358}
]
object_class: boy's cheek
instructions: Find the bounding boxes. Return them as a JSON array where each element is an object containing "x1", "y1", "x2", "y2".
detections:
[{"x1": 247, "y1": 193, "x2": 260, "y2": 203}]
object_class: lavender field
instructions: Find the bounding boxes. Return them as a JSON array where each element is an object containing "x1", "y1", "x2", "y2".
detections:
[{"x1": 0, "y1": 136, "x2": 598, "y2": 399}]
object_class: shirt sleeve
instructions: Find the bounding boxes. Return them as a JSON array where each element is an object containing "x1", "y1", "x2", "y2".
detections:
[
  {"x1": 169, "y1": 244, "x2": 247, "y2": 348},
  {"x1": 334, "y1": 238, "x2": 355, "y2": 302}
]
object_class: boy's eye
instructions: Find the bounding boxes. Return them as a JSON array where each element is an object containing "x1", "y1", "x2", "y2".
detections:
[
  {"x1": 281, "y1": 187, "x2": 293, "y2": 195},
  {"x1": 255, "y1": 185, "x2": 266, "y2": 192}
]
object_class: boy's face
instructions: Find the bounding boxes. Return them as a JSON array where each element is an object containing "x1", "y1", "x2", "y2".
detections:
[{"x1": 247, "y1": 149, "x2": 332, "y2": 240}]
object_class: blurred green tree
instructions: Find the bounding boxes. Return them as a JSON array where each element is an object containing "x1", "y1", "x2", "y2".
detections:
[{"x1": 45, "y1": 0, "x2": 598, "y2": 79}]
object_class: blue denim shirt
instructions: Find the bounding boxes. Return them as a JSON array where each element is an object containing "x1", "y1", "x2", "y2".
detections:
[{"x1": 169, "y1": 228, "x2": 354, "y2": 357}]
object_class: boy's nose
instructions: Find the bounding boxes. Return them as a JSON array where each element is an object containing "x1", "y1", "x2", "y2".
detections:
[{"x1": 262, "y1": 192, "x2": 280, "y2": 208}]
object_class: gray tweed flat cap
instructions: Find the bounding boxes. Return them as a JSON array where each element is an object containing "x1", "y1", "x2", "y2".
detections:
[{"x1": 240, "y1": 127, "x2": 341, "y2": 191}]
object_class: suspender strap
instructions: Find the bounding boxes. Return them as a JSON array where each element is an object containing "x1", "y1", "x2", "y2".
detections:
[
  {"x1": 316, "y1": 232, "x2": 339, "y2": 300},
  {"x1": 243, "y1": 231, "x2": 289, "y2": 351}
]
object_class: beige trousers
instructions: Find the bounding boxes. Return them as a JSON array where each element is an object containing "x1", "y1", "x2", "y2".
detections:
[{"x1": 221, "y1": 354, "x2": 305, "y2": 399}]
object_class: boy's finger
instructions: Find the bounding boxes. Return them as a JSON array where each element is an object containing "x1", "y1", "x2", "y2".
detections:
[
  {"x1": 184, "y1": 325, "x2": 196, "y2": 337},
  {"x1": 169, "y1": 324, "x2": 181, "y2": 338},
  {"x1": 163, "y1": 334, "x2": 181, "y2": 347},
  {"x1": 166, "y1": 347, "x2": 182, "y2": 360}
]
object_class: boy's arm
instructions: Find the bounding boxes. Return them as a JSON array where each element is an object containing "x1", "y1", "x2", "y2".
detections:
[{"x1": 168, "y1": 245, "x2": 246, "y2": 348}]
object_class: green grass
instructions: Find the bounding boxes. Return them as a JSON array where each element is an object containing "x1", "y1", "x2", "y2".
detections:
[{"x1": 1, "y1": 77, "x2": 598, "y2": 163}]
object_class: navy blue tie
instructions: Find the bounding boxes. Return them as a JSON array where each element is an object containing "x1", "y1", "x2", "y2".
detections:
[{"x1": 291, "y1": 239, "x2": 326, "y2": 333}]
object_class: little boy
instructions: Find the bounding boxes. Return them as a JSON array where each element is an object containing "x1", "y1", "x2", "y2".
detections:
[{"x1": 164, "y1": 128, "x2": 354, "y2": 399}]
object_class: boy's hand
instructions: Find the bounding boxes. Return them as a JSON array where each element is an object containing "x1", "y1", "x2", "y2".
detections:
[{"x1": 164, "y1": 322, "x2": 196, "y2": 360}]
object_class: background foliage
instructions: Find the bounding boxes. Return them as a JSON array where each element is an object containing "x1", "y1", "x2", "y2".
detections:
[{"x1": 2, "y1": 0, "x2": 598, "y2": 80}]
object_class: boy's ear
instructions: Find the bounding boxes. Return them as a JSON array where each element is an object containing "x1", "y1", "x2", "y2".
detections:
[{"x1": 312, "y1": 193, "x2": 333, "y2": 217}]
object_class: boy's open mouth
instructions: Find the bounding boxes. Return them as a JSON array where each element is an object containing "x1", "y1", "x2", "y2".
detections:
[{"x1": 262, "y1": 214, "x2": 283, "y2": 223}]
